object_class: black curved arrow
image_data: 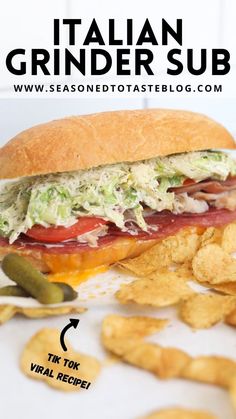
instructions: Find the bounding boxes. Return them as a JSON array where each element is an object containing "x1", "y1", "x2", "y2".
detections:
[{"x1": 60, "y1": 318, "x2": 80, "y2": 352}]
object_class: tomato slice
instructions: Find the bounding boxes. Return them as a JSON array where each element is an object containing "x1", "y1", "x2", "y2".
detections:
[
  {"x1": 25, "y1": 217, "x2": 108, "y2": 243},
  {"x1": 183, "y1": 178, "x2": 196, "y2": 186}
]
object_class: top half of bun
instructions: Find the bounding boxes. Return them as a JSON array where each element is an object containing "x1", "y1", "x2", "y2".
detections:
[{"x1": 0, "y1": 108, "x2": 235, "y2": 180}]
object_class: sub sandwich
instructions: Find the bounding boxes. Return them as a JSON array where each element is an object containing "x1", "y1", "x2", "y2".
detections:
[{"x1": 0, "y1": 109, "x2": 235, "y2": 275}]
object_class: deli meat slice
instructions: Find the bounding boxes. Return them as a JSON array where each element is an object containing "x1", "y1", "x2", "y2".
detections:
[
  {"x1": 110, "y1": 207, "x2": 236, "y2": 239},
  {"x1": 170, "y1": 177, "x2": 236, "y2": 195},
  {"x1": 1, "y1": 207, "x2": 234, "y2": 253},
  {"x1": 0, "y1": 234, "x2": 119, "y2": 253}
]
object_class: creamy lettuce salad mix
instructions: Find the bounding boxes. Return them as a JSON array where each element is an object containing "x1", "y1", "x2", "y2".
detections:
[{"x1": 0, "y1": 151, "x2": 235, "y2": 243}]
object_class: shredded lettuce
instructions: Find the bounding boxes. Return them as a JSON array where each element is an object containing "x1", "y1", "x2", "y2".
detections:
[
  {"x1": 0, "y1": 150, "x2": 235, "y2": 243},
  {"x1": 156, "y1": 151, "x2": 233, "y2": 181}
]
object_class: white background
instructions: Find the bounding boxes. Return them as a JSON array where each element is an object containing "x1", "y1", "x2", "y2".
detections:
[
  {"x1": 0, "y1": 97, "x2": 236, "y2": 146},
  {"x1": 0, "y1": 0, "x2": 235, "y2": 97}
]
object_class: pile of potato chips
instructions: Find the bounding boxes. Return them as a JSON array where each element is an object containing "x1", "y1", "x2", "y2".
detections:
[{"x1": 117, "y1": 224, "x2": 236, "y2": 329}]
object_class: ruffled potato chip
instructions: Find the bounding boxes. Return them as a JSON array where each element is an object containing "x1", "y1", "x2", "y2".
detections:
[
  {"x1": 0, "y1": 304, "x2": 86, "y2": 324},
  {"x1": 200, "y1": 223, "x2": 236, "y2": 254},
  {"x1": 116, "y1": 272, "x2": 194, "y2": 307},
  {"x1": 140, "y1": 407, "x2": 217, "y2": 419},
  {"x1": 20, "y1": 306, "x2": 86, "y2": 318},
  {"x1": 118, "y1": 228, "x2": 201, "y2": 276},
  {"x1": 200, "y1": 227, "x2": 222, "y2": 248},
  {"x1": 195, "y1": 281, "x2": 236, "y2": 296},
  {"x1": 124, "y1": 342, "x2": 191, "y2": 379},
  {"x1": 208, "y1": 282, "x2": 236, "y2": 296},
  {"x1": 102, "y1": 315, "x2": 168, "y2": 356},
  {"x1": 174, "y1": 263, "x2": 194, "y2": 281},
  {"x1": 181, "y1": 356, "x2": 236, "y2": 388},
  {"x1": 192, "y1": 244, "x2": 236, "y2": 284},
  {"x1": 179, "y1": 294, "x2": 236, "y2": 329},
  {"x1": 0, "y1": 305, "x2": 17, "y2": 324},
  {"x1": 221, "y1": 223, "x2": 236, "y2": 254},
  {"x1": 21, "y1": 328, "x2": 101, "y2": 391},
  {"x1": 102, "y1": 314, "x2": 168, "y2": 340}
]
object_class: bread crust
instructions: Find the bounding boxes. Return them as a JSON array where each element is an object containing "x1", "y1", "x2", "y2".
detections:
[{"x1": 0, "y1": 109, "x2": 235, "y2": 179}]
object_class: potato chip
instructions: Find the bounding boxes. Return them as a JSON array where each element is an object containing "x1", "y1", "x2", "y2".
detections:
[
  {"x1": 102, "y1": 315, "x2": 168, "y2": 356},
  {"x1": 0, "y1": 305, "x2": 17, "y2": 324},
  {"x1": 0, "y1": 304, "x2": 86, "y2": 324},
  {"x1": 221, "y1": 223, "x2": 236, "y2": 254},
  {"x1": 200, "y1": 227, "x2": 222, "y2": 247},
  {"x1": 199, "y1": 223, "x2": 236, "y2": 255},
  {"x1": 181, "y1": 356, "x2": 236, "y2": 388},
  {"x1": 192, "y1": 244, "x2": 236, "y2": 284},
  {"x1": 179, "y1": 294, "x2": 236, "y2": 329},
  {"x1": 208, "y1": 282, "x2": 236, "y2": 296},
  {"x1": 102, "y1": 314, "x2": 168, "y2": 340},
  {"x1": 116, "y1": 272, "x2": 194, "y2": 307},
  {"x1": 124, "y1": 342, "x2": 191, "y2": 379},
  {"x1": 118, "y1": 228, "x2": 201, "y2": 276},
  {"x1": 21, "y1": 328, "x2": 101, "y2": 391},
  {"x1": 225, "y1": 308, "x2": 236, "y2": 327},
  {"x1": 102, "y1": 314, "x2": 236, "y2": 390},
  {"x1": 140, "y1": 407, "x2": 217, "y2": 419},
  {"x1": 20, "y1": 306, "x2": 86, "y2": 318},
  {"x1": 174, "y1": 262, "x2": 194, "y2": 281},
  {"x1": 162, "y1": 228, "x2": 201, "y2": 264}
]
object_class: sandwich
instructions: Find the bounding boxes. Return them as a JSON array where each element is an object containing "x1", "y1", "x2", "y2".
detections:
[{"x1": 0, "y1": 109, "x2": 235, "y2": 276}]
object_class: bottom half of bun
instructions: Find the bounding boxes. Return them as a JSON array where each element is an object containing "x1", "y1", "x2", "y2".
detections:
[{"x1": 0, "y1": 237, "x2": 158, "y2": 274}]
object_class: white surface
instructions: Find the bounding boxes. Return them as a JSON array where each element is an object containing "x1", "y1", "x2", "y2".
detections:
[
  {"x1": 0, "y1": 98, "x2": 235, "y2": 148},
  {"x1": 0, "y1": 0, "x2": 236, "y2": 98},
  {"x1": 146, "y1": 97, "x2": 236, "y2": 136},
  {"x1": 0, "y1": 98, "x2": 143, "y2": 146},
  {"x1": 0, "y1": 268, "x2": 236, "y2": 419}
]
